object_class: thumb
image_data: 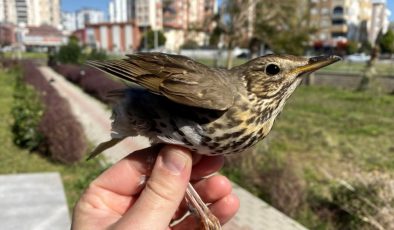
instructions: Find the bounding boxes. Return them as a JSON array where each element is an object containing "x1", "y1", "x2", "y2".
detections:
[{"x1": 114, "y1": 145, "x2": 192, "y2": 229}]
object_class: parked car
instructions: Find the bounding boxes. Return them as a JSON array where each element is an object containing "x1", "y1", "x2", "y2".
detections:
[{"x1": 345, "y1": 53, "x2": 370, "y2": 62}]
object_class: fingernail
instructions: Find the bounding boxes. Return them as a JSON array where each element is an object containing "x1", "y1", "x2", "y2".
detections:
[{"x1": 162, "y1": 147, "x2": 188, "y2": 174}]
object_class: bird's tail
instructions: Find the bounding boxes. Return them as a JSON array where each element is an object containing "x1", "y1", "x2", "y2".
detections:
[{"x1": 86, "y1": 138, "x2": 124, "y2": 160}]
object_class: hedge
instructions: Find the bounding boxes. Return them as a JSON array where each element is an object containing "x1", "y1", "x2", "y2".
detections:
[
  {"x1": 20, "y1": 60, "x2": 87, "y2": 164},
  {"x1": 52, "y1": 64, "x2": 124, "y2": 103}
]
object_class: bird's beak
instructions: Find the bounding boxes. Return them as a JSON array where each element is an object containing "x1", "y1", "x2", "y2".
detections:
[{"x1": 294, "y1": 55, "x2": 341, "y2": 76}]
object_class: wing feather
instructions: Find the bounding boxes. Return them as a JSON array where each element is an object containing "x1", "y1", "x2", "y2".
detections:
[{"x1": 86, "y1": 52, "x2": 234, "y2": 110}]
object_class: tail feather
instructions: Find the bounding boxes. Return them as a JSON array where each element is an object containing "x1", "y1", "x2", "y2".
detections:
[{"x1": 86, "y1": 138, "x2": 124, "y2": 160}]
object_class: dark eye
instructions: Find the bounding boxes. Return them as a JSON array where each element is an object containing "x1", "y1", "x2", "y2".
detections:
[{"x1": 265, "y1": 64, "x2": 280, "y2": 75}]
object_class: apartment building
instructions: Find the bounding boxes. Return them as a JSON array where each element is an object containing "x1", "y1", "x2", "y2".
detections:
[
  {"x1": 369, "y1": 0, "x2": 390, "y2": 44},
  {"x1": 62, "y1": 8, "x2": 105, "y2": 32},
  {"x1": 310, "y1": 0, "x2": 390, "y2": 45},
  {"x1": 108, "y1": 0, "x2": 162, "y2": 30},
  {"x1": 0, "y1": 0, "x2": 60, "y2": 28},
  {"x1": 73, "y1": 21, "x2": 141, "y2": 53},
  {"x1": 162, "y1": 0, "x2": 216, "y2": 29}
]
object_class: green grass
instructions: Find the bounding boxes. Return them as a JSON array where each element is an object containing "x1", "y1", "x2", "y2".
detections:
[
  {"x1": 2, "y1": 52, "x2": 47, "y2": 60},
  {"x1": 273, "y1": 86, "x2": 394, "y2": 172},
  {"x1": 197, "y1": 56, "x2": 394, "y2": 77},
  {"x1": 317, "y1": 61, "x2": 394, "y2": 76},
  {"x1": 0, "y1": 69, "x2": 105, "y2": 210}
]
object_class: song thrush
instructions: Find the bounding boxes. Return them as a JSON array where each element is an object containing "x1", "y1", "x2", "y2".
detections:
[{"x1": 87, "y1": 53, "x2": 340, "y2": 229}]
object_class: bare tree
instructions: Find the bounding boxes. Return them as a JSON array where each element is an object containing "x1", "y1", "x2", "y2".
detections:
[
  {"x1": 253, "y1": 0, "x2": 313, "y2": 55},
  {"x1": 218, "y1": 0, "x2": 258, "y2": 68}
]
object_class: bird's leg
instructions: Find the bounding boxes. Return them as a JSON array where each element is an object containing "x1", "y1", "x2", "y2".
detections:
[{"x1": 185, "y1": 182, "x2": 222, "y2": 230}]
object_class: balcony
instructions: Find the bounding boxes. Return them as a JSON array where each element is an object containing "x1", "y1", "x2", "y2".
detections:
[
  {"x1": 332, "y1": 18, "x2": 347, "y2": 25},
  {"x1": 331, "y1": 24, "x2": 348, "y2": 33}
]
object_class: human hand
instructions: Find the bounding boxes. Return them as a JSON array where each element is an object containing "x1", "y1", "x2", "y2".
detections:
[{"x1": 72, "y1": 145, "x2": 239, "y2": 229}]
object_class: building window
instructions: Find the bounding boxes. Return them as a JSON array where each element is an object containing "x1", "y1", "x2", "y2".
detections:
[
  {"x1": 321, "y1": 20, "x2": 330, "y2": 27},
  {"x1": 332, "y1": 18, "x2": 346, "y2": 25},
  {"x1": 321, "y1": 7, "x2": 329, "y2": 15},
  {"x1": 332, "y1": 32, "x2": 346, "y2": 38},
  {"x1": 311, "y1": 8, "x2": 318, "y2": 15},
  {"x1": 333, "y1": 6, "x2": 344, "y2": 15}
]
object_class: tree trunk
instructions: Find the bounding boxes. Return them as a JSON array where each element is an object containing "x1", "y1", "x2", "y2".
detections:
[
  {"x1": 226, "y1": 40, "x2": 234, "y2": 69},
  {"x1": 357, "y1": 46, "x2": 382, "y2": 93}
]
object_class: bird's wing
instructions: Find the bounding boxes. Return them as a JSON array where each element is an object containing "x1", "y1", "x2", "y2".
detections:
[{"x1": 87, "y1": 52, "x2": 234, "y2": 110}]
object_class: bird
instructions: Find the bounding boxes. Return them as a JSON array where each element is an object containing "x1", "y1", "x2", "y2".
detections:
[{"x1": 86, "y1": 52, "x2": 341, "y2": 229}]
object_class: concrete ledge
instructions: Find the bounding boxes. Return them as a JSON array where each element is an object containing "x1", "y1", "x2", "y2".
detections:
[{"x1": 0, "y1": 172, "x2": 70, "y2": 230}]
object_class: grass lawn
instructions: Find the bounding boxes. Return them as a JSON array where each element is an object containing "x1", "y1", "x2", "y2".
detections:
[
  {"x1": 196, "y1": 57, "x2": 394, "y2": 77},
  {"x1": 2, "y1": 52, "x2": 48, "y2": 60},
  {"x1": 222, "y1": 86, "x2": 394, "y2": 228},
  {"x1": 0, "y1": 69, "x2": 105, "y2": 210},
  {"x1": 318, "y1": 60, "x2": 394, "y2": 76},
  {"x1": 273, "y1": 86, "x2": 394, "y2": 172}
]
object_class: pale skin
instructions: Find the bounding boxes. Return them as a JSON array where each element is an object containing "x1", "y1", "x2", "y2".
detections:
[{"x1": 72, "y1": 145, "x2": 240, "y2": 229}]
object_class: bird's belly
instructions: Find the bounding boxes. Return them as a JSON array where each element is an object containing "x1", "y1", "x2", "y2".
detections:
[
  {"x1": 151, "y1": 117, "x2": 270, "y2": 156},
  {"x1": 115, "y1": 90, "x2": 273, "y2": 155}
]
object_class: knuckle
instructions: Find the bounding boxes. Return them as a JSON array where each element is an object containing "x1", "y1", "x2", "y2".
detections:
[{"x1": 144, "y1": 179, "x2": 180, "y2": 203}]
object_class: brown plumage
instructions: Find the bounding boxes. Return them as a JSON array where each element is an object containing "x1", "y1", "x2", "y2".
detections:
[
  {"x1": 86, "y1": 52, "x2": 340, "y2": 229},
  {"x1": 87, "y1": 53, "x2": 340, "y2": 158}
]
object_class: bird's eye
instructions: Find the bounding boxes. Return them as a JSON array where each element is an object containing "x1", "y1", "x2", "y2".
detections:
[{"x1": 265, "y1": 64, "x2": 280, "y2": 76}]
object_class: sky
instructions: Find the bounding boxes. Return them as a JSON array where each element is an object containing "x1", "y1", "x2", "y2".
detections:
[
  {"x1": 388, "y1": 0, "x2": 394, "y2": 21},
  {"x1": 62, "y1": 0, "x2": 394, "y2": 21},
  {"x1": 61, "y1": 0, "x2": 108, "y2": 12}
]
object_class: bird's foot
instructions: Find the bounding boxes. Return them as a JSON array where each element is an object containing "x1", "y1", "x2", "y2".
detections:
[{"x1": 185, "y1": 183, "x2": 222, "y2": 230}]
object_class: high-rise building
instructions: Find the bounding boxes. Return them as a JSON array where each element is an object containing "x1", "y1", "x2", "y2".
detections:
[
  {"x1": 135, "y1": 0, "x2": 162, "y2": 29},
  {"x1": 76, "y1": 8, "x2": 105, "y2": 30},
  {"x1": 162, "y1": 0, "x2": 216, "y2": 30},
  {"x1": 310, "y1": 0, "x2": 390, "y2": 45},
  {"x1": 62, "y1": 11, "x2": 77, "y2": 31},
  {"x1": 109, "y1": 0, "x2": 162, "y2": 30},
  {"x1": 0, "y1": 0, "x2": 60, "y2": 28},
  {"x1": 0, "y1": 0, "x2": 17, "y2": 24},
  {"x1": 369, "y1": 0, "x2": 390, "y2": 44},
  {"x1": 62, "y1": 9, "x2": 105, "y2": 32},
  {"x1": 162, "y1": 0, "x2": 187, "y2": 29},
  {"x1": 109, "y1": 0, "x2": 132, "y2": 23}
]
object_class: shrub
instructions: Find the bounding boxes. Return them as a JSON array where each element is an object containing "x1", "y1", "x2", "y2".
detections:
[
  {"x1": 0, "y1": 59, "x2": 19, "y2": 69},
  {"x1": 12, "y1": 70, "x2": 44, "y2": 150},
  {"x1": 52, "y1": 64, "x2": 82, "y2": 84},
  {"x1": 141, "y1": 29, "x2": 166, "y2": 49},
  {"x1": 222, "y1": 139, "x2": 306, "y2": 217},
  {"x1": 181, "y1": 40, "x2": 199, "y2": 49},
  {"x1": 322, "y1": 173, "x2": 394, "y2": 229},
  {"x1": 57, "y1": 36, "x2": 82, "y2": 64},
  {"x1": 86, "y1": 49, "x2": 108, "y2": 61},
  {"x1": 20, "y1": 60, "x2": 87, "y2": 164},
  {"x1": 53, "y1": 64, "x2": 124, "y2": 103}
]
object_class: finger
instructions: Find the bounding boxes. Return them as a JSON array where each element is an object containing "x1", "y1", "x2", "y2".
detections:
[
  {"x1": 191, "y1": 155, "x2": 224, "y2": 181},
  {"x1": 91, "y1": 145, "x2": 162, "y2": 196},
  {"x1": 173, "y1": 175, "x2": 232, "y2": 220},
  {"x1": 113, "y1": 145, "x2": 193, "y2": 229},
  {"x1": 193, "y1": 175, "x2": 232, "y2": 203},
  {"x1": 173, "y1": 193, "x2": 240, "y2": 230}
]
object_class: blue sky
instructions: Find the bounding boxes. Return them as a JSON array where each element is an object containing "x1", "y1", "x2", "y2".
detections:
[
  {"x1": 388, "y1": 0, "x2": 394, "y2": 21},
  {"x1": 62, "y1": 0, "x2": 394, "y2": 21},
  {"x1": 61, "y1": 0, "x2": 108, "y2": 12}
]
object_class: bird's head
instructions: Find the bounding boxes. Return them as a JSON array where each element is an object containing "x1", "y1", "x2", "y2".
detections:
[{"x1": 236, "y1": 54, "x2": 341, "y2": 118}]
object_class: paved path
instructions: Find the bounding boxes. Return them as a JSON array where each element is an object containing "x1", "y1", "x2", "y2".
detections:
[
  {"x1": 39, "y1": 66, "x2": 150, "y2": 163},
  {"x1": 0, "y1": 173, "x2": 70, "y2": 230},
  {"x1": 39, "y1": 66, "x2": 308, "y2": 230}
]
